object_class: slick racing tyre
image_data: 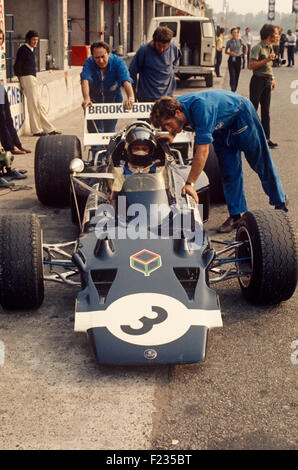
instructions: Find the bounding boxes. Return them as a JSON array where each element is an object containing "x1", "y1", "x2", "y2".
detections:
[
  {"x1": 203, "y1": 144, "x2": 225, "y2": 204},
  {"x1": 236, "y1": 210, "x2": 297, "y2": 305},
  {"x1": 35, "y1": 135, "x2": 82, "y2": 207},
  {"x1": 0, "y1": 214, "x2": 44, "y2": 310}
]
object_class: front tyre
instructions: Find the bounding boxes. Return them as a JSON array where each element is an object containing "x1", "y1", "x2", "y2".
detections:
[
  {"x1": 0, "y1": 214, "x2": 44, "y2": 310},
  {"x1": 236, "y1": 210, "x2": 297, "y2": 305},
  {"x1": 35, "y1": 135, "x2": 82, "y2": 207}
]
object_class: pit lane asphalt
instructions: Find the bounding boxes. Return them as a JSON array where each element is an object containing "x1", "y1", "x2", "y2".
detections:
[{"x1": 0, "y1": 60, "x2": 297, "y2": 450}]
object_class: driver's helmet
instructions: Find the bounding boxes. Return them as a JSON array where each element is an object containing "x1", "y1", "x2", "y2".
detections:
[{"x1": 125, "y1": 126, "x2": 157, "y2": 167}]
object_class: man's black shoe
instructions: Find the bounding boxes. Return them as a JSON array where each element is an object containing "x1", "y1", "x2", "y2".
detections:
[
  {"x1": 33, "y1": 132, "x2": 47, "y2": 137},
  {"x1": 0, "y1": 176, "x2": 15, "y2": 188},
  {"x1": 268, "y1": 140, "x2": 278, "y2": 148},
  {"x1": 49, "y1": 130, "x2": 62, "y2": 135},
  {"x1": 217, "y1": 215, "x2": 241, "y2": 233},
  {"x1": 5, "y1": 170, "x2": 28, "y2": 180},
  {"x1": 275, "y1": 195, "x2": 289, "y2": 212}
]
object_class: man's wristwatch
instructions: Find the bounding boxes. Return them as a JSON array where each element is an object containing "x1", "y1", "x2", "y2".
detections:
[{"x1": 185, "y1": 181, "x2": 195, "y2": 187}]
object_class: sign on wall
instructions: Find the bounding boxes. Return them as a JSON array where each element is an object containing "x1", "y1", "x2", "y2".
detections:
[{"x1": 5, "y1": 83, "x2": 25, "y2": 134}]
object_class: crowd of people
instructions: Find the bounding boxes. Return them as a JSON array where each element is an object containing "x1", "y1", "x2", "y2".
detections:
[{"x1": 0, "y1": 21, "x2": 293, "y2": 231}]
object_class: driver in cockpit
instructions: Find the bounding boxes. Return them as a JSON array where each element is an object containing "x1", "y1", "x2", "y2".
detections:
[{"x1": 109, "y1": 124, "x2": 167, "y2": 194}]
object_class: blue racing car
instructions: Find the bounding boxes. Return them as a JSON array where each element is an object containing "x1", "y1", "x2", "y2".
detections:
[{"x1": 0, "y1": 110, "x2": 296, "y2": 366}]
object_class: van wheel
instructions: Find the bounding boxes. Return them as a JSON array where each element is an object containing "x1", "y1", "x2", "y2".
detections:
[
  {"x1": 177, "y1": 74, "x2": 190, "y2": 81},
  {"x1": 35, "y1": 135, "x2": 82, "y2": 207},
  {"x1": 205, "y1": 74, "x2": 213, "y2": 87},
  {"x1": 0, "y1": 214, "x2": 44, "y2": 310}
]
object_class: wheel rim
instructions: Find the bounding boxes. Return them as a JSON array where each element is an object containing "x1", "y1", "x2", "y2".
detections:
[{"x1": 236, "y1": 226, "x2": 254, "y2": 288}]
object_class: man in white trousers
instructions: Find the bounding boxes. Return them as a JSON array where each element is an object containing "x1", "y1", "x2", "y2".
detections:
[{"x1": 14, "y1": 30, "x2": 61, "y2": 136}]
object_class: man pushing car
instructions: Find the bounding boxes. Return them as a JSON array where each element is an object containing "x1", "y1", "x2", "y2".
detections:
[{"x1": 150, "y1": 90, "x2": 288, "y2": 233}]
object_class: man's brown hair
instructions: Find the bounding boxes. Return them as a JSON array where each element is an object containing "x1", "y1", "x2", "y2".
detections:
[
  {"x1": 91, "y1": 41, "x2": 110, "y2": 55},
  {"x1": 152, "y1": 26, "x2": 173, "y2": 44},
  {"x1": 150, "y1": 96, "x2": 183, "y2": 128},
  {"x1": 260, "y1": 24, "x2": 276, "y2": 40}
]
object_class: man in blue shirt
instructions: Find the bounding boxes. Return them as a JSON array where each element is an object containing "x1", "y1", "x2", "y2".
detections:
[
  {"x1": 129, "y1": 26, "x2": 181, "y2": 102},
  {"x1": 81, "y1": 41, "x2": 134, "y2": 134},
  {"x1": 150, "y1": 90, "x2": 288, "y2": 233}
]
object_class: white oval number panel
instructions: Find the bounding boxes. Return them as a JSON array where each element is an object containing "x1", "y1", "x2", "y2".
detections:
[{"x1": 105, "y1": 293, "x2": 192, "y2": 346}]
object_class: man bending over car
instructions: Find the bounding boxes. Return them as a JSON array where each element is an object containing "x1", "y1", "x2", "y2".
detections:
[{"x1": 150, "y1": 90, "x2": 288, "y2": 233}]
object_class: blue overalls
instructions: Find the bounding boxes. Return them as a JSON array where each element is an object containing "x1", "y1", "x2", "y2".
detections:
[
  {"x1": 81, "y1": 54, "x2": 133, "y2": 157},
  {"x1": 177, "y1": 90, "x2": 286, "y2": 215}
]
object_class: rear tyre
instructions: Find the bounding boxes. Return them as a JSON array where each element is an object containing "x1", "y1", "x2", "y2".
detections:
[
  {"x1": 35, "y1": 135, "x2": 82, "y2": 207},
  {"x1": 0, "y1": 214, "x2": 44, "y2": 310},
  {"x1": 203, "y1": 144, "x2": 225, "y2": 204},
  {"x1": 236, "y1": 210, "x2": 297, "y2": 305}
]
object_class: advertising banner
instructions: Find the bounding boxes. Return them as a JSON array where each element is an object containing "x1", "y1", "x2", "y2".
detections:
[{"x1": 268, "y1": 0, "x2": 275, "y2": 21}]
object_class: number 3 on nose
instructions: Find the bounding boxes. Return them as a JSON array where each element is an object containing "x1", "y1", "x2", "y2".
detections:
[{"x1": 120, "y1": 306, "x2": 168, "y2": 336}]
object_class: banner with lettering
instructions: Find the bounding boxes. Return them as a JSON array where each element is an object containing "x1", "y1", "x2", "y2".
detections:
[
  {"x1": 268, "y1": 0, "x2": 275, "y2": 21},
  {"x1": 5, "y1": 83, "x2": 25, "y2": 134}
]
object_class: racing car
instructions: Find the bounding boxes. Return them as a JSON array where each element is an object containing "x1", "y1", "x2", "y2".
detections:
[{"x1": 0, "y1": 104, "x2": 296, "y2": 365}]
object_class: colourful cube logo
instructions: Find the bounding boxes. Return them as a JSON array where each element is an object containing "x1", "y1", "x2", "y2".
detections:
[{"x1": 130, "y1": 250, "x2": 162, "y2": 277}]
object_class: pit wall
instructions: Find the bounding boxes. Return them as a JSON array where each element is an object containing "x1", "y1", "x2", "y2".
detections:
[{"x1": 6, "y1": 66, "x2": 82, "y2": 135}]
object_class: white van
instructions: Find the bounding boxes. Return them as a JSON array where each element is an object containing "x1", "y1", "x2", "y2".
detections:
[{"x1": 147, "y1": 16, "x2": 216, "y2": 87}]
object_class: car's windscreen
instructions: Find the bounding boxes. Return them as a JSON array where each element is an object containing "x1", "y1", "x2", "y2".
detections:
[{"x1": 123, "y1": 171, "x2": 168, "y2": 192}]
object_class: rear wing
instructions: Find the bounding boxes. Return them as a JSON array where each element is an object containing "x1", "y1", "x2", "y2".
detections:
[{"x1": 84, "y1": 102, "x2": 193, "y2": 147}]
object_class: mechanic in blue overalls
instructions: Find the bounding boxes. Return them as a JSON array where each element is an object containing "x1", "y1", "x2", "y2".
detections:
[
  {"x1": 129, "y1": 26, "x2": 181, "y2": 102},
  {"x1": 150, "y1": 90, "x2": 288, "y2": 233},
  {"x1": 80, "y1": 41, "x2": 135, "y2": 156}
]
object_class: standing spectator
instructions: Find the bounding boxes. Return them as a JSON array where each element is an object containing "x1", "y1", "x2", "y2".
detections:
[
  {"x1": 13, "y1": 30, "x2": 61, "y2": 136},
  {"x1": 296, "y1": 29, "x2": 298, "y2": 53},
  {"x1": 279, "y1": 28, "x2": 287, "y2": 59},
  {"x1": 242, "y1": 27, "x2": 253, "y2": 68},
  {"x1": 286, "y1": 30, "x2": 296, "y2": 66},
  {"x1": 0, "y1": 29, "x2": 30, "y2": 187},
  {"x1": 249, "y1": 24, "x2": 278, "y2": 149},
  {"x1": 215, "y1": 28, "x2": 225, "y2": 77},
  {"x1": 150, "y1": 91, "x2": 288, "y2": 233},
  {"x1": 225, "y1": 27, "x2": 248, "y2": 92},
  {"x1": 272, "y1": 27, "x2": 281, "y2": 67},
  {"x1": 129, "y1": 26, "x2": 181, "y2": 102},
  {"x1": 0, "y1": 29, "x2": 29, "y2": 155}
]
